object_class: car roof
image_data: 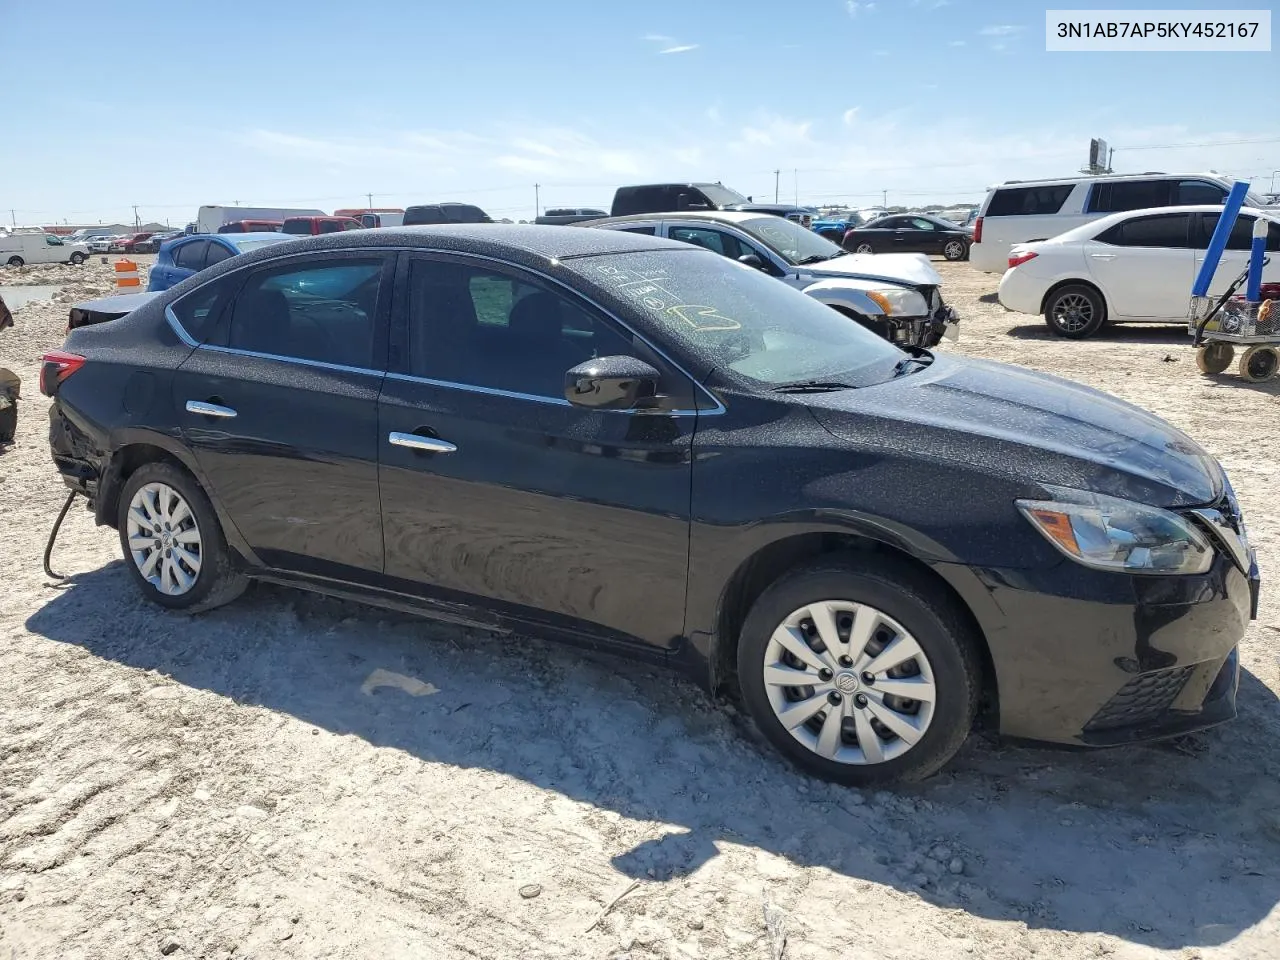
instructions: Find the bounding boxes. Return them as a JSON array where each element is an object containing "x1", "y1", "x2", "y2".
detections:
[
  {"x1": 988, "y1": 172, "x2": 1227, "y2": 189},
  {"x1": 588, "y1": 211, "x2": 772, "y2": 227},
  {"x1": 1042, "y1": 205, "x2": 1277, "y2": 244}
]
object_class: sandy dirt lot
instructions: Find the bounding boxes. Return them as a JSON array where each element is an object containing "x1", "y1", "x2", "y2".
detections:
[{"x1": 1, "y1": 257, "x2": 1278, "y2": 960}]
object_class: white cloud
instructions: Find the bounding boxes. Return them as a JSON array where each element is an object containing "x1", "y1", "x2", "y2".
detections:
[
  {"x1": 660, "y1": 44, "x2": 699, "y2": 54},
  {"x1": 980, "y1": 24, "x2": 1023, "y2": 36},
  {"x1": 641, "y1": 33, "x2": 673, "y2": 42},
  {"x1": 842, "y1": 107, "x2": 861, "y2": 126},
  {"x1": 846, "y1": 1, "x2": 876, "y2": 17}
]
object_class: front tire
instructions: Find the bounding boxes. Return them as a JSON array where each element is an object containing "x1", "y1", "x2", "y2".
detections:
[
  {"x1": 1196, "y1": 342, "x2": 1234, "y2": 374},
  {"x1": 942, "y1": 239, "x2": 968, "y2": 261},
  {"x1": 736, "y1": 557, "x2": 981, "y2": 785},
  {"x1": 117, "y1": 462, "x2": 247, "y2": 613},
  {"x1": 1044, "y1": 284, "x2": 1105, "y2": 339}
]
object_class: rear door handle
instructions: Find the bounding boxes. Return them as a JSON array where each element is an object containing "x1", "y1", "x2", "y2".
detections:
[
  {"x1": 185, "y1": 400, "x2": 237, "y2": 418},
  {"x1": 389, "y1": 432, "x2": 457, "y2": 454},
  {"x1": 1089, "y1": 254, "x2": 1116, "y2": 260}
]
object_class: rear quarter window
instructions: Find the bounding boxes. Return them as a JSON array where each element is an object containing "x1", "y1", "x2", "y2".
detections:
[{"x1": 985, "y1": 185, "x2": 1074, "y2": 217}]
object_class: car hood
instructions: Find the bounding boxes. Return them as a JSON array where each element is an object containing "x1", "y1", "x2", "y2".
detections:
[
  {"x1": 807, "y1": 354, "x2": 1221, "y2": 507},
  {"x1": 804, "y1": 253, "x2": 942, "y2": 287}
]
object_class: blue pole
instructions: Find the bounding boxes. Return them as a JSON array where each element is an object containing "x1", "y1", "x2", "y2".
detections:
[
  {"x1": 1246, "y1": 216, "x2": 1267, "y2": 302},
  {"x1": 1192, "y1": 180, "x2": 1252, "y2": 298}
]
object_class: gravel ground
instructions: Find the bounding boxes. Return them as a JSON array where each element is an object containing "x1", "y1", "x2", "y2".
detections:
[{"x1": 1, "y1": 258, "x2": 1278, "y2": 960}]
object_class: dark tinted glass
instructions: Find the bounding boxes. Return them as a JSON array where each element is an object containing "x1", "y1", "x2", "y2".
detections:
[
  {"x1": 1175, "y1": 180, "x2": 1227, "y2": 205},
  {"x1": 616, "y1": 225, "x2": 657, "y2": 235},
  {"x1": 1089, "y1": 179, "x2": 1173, "y2": 213},
  {"x1": 204, "y1": 242, "x2": 233, "y2": 266},
  {"x1": 217, "y1": 223, "x2": 244, "y2": 233},
  {"x1": 1193, "y1": 213, "x2": 1280, "y2": 251},
  {"x1": 318, "y1": 219, "x2": 344, "y2": 234},
  {"x1": 667, "y1": 226, "x2": 753, "y2": 260},
  {"x1": 441, "y1": 204, "x2": 490, "y2": 223},
  {"x1": 281, "y1": 219, "x2": 312, "y2": 235},
  {"x1": 986, "y1": 185, "x2": 1073, "y2": 217},
  {"x1": 402, "y1": 205, "x2": 444, "y2": 225},
  {"x1": 406, "y1": 259, "x2": 636, "y2": 398},
  {"x1": 174, "y1": 240, "x2": 208, "y2": 269},
  {"x1": 170, "y1": 275, "x2": 234, "y2": 342},
  {"x1": 1097, "y1": 213, "x2": 1191, "y2": 247},
  {"x1": 227, "y1": 259, "x2": 383, "y2": 367}
]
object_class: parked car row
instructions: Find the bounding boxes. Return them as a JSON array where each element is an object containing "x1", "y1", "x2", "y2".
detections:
[{"x1": 43, "y1": 224, "x2": 1258, "y2": 787}]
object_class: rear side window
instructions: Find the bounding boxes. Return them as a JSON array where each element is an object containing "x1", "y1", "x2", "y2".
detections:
[
  {"x1": 1087, "y1": 179, "x2": 1173, "y2": 214},
  {"x1": 217, "y1": 223, "x2": 244, "y2": 233},
  {"x1": 281, "y1": 219, "x2": 311, "y2": 235},
  {"x1": 1202, "y1": 215, "x2": 1280, "y2": 252},
  {"x1": 227, "y1": 259, "x2": 385, "y2": 368},
  {"x1": 204, "y1": 243, "x2": 233, "y2": 267},
  {"x1": 613, "y1": 187, "x2": 666, "y2": 216},
  {"x1": 174, "y1": 240, "x2": 208, "y2": 270},
  {"x1": 403, "y1": 206, "x2": 444, "y2": 225},
  {"x1": 985, "y1": 185, "x2": 1073, "y2": 217},
  {"x1": 170, "y1": 275, "x2": 236, "y2": 343},
  {"x1": 1095, "y1": 212, "x2": 1192, "y2": 248},
  {"x1": 616, "y1": 225, "x2": 657, "y2": 236}
]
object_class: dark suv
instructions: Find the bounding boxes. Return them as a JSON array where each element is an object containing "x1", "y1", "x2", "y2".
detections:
[
  {"x1": 402, "y1": 203, "x2": 493, "y2": 226},
  {"x1": 610, "y1": 182, "x2": 810, "y2": 223},
  {"x1": 43, "y1": 226, "x2": 1257, "y2": 785}
]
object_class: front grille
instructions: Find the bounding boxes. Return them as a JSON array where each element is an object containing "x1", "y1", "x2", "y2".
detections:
[{"x1": 1085, "y1": 665, "x2": 1194, "y2": 731}]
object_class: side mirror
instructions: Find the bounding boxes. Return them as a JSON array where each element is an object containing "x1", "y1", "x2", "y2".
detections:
[
  {"x1": 738, "y1": 253, "x2": 765, "y2": 270},
  {"x1": 564, "y1": 356, "x2": 660, "y2": 410}
]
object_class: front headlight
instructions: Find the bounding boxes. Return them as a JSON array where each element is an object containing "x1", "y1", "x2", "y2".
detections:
[
  {"x1": 1016, "y1": 487, "x2": 1213, "y2": 575},
  {"x1": 865, "y1": 287, "x2": 929, "y2": 317}
]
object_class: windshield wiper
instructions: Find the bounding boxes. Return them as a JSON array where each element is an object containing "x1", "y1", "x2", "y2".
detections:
[
  {"x1": 772, "y1": 379, "x2": 855, "y2": 393},
  {"x1": 892, "y1": 353, "x2": 933, "y2": 377},
  {"x1": 797, "y1": 252, "x2": 841, "y2": 264}
]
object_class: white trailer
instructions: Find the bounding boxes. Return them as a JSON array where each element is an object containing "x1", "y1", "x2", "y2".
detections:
[{"x1": 194, "y1": 205, "x2": 326, "y2": 234}]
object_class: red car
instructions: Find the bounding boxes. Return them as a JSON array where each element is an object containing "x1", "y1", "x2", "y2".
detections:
[
  {"x1": 280, "y1": 216, "x2": 363, "y2": 236},
  {"x1": 118, "y1": 233, "x2": 155, "y2": 254}
]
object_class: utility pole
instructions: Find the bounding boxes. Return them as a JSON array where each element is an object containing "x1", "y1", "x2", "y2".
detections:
[
  {"x1": 132, "y1": 205, "x2": 140, "y2": 229},
  {"x1": 8, "y1": 209, "x2": 14, "y2": 227},
  {"x1": 882, "y1": 189, "x2": 888, "y2": 208},
  {"x1": 534, "y1": 183, "x2": 540, "y2": 217},
  {"x1": 774, "y1": 169, "x2": 780, "y2": 203},
  {"x1": 367, "y1": 192, "x2": 374, "y2": 211},
  {"x1": 793, "y1": 169, "x2": 798, "y2": 207}
]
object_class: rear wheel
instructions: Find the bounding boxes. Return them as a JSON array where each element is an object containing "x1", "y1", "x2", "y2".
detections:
[
  {"x1": 942, "y1": 239, "x2": 968, "y2": 261},
  {"x1": 1196, "y1": 342, "x2": 1234, "y2": 374},
  {"x1": 117, "y1": 462, "x2": 247, "y2": 613},
  {"x1": 853, "y1": 241, "x2": 875, "y2": 255},
  {"x1": 1044, "y1": 284, "x2": 1105, "y2": 339},
  {"x1": 6, "y1": 256, "x2": 23, "y2": 268},
  {"x1": 1239, "y1": 345, "x2": 1279, "y2": 382},
  {"x1": 69, "y1": 252, "x2": 86, "y2": 265},
  {"x1": 736, "y1": 557, "x2": 981, "y2": 785}
]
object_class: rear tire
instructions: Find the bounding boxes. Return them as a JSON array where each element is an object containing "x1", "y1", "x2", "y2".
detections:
[
  {"x1": 1043, "y1": 284, "x2": 1105, "y2": 339},
  {"x1": 736, "y1": 556, "x2": 981, "y2": 785},
  {"x1": 853, "y1": 241, "x2": 875, "y2": 255},
  {"x1": 1239, "y1": 345, "x2": 1279, "y2": 382},
  {"x1": 943, "y1": 239, "x2": 968, "y2": 261},
  {"x1": 6, "y1": 256, "x2": 23, "y2": 268},
  {"x1": 69, "y1": 252, "x2": 86, "y2": 265},
  {"x1": 116, "y1": 462, "x2": 247, "y2": 613}
]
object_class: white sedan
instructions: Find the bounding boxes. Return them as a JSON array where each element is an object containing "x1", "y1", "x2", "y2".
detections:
[{"x1": 998, "y1": 204, "x2": 1280, "y2": 338}]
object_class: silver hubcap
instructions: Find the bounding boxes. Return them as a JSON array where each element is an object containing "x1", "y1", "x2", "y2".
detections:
[
  {"x1": 1052, "y1": 293, "x2": 1094, "y2": 332},
  {"x1": 125, "y1": 482, "x2": 202, "y2": 596},
  {"x1": 763, "y1": 600, "x2": 936, "y2": 765},
  {"x1": 856, "y1": 243, "x2": 873, "y2": 254},
  {"x1": 945, "y1": 241, "x2": 964, "y2": 258}
]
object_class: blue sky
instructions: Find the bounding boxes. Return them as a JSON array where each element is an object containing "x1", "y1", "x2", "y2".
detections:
[{"x1": 3, "y1": 0, "x2": 1276, "y2": 225}]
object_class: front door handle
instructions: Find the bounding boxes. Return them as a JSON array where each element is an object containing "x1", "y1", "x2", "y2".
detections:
[
  {"x1": 389, "y1": 432, "x2": 457, "y2": 454},
  {"x1": 1089, "y1": 254, "x2": 1117, "y2": 260},
  {"x1": 185, "y1": 400, "x2": 237, "y2": 418}
]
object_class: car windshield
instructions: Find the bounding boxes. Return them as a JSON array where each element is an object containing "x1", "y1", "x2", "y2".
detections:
[
  {"x1": 738, "y1": 216, "x2": 844, "y2": 264},
  {"x1": 230, "y1": 237, "x2": 295, "y2": 254},
  {"x1": 580, "y1": 249, "x2": 904, "y2": 388},
  {"x1": 697, "y1": 183, "x2": 750, "y2": 206}
]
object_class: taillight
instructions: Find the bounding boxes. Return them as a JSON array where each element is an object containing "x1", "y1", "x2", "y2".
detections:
[
  {"x1": 1008, "y1": 251, "x2": 1038, "y2": 269},
  {"x1": 972, "y1": 216, "x2": 983, "y2": 244},
  {"x1": 39, "y1": 351, "x2": 86, "y2": 396}
]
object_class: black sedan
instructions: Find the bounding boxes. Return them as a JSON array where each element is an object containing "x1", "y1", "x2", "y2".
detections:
[
  {"x1": 842, "y1": 214, "x2": 973, "y2": 261},
  {"x1": 42, "y1": 226, "x2": 1257, "y2": 785}
]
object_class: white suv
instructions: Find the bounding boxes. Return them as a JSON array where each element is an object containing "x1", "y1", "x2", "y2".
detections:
[{"x1": 969, "y1": 173, "x2": 1274, "y2": 274}]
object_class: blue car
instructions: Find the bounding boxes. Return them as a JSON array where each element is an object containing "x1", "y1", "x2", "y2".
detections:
[{"x1": 147, "y1": 232, "x2": 298, "y2": 292}]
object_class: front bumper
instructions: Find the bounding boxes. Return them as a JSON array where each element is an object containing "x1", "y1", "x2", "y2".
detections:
[{"x1": 936, "y1": 546, "x2": 1256, "y2": 747}]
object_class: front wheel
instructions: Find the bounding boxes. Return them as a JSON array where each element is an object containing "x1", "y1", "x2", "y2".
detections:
[
  {"x1": 6, "y1": 256, "x2": 23, "y2": 268},
  {"x1": 942, "y1": 239, "x2": 968, "y2": 261},
  {"x1": 1196, "y1": 342, "x2": 1234, "y2": 374},
  {"x1": 1044, "y1": 284, "x2": 1105, "y2": 339},
  {"x1": 117, "y1": 462, "x2": 247, "y2": 613},
  {"x1": 69, "y1": 252, "x2": 86, "y2": 265},
  {"x1": 736, "y1": 557, "x2": 981, "y2": 785}
]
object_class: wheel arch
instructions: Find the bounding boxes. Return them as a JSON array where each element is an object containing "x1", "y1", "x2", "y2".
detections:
[{"x1": 706, "y1": 530, "x2": 998, "y2": 722}]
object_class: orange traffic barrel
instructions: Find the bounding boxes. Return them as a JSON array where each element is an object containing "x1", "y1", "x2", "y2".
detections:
[{"x1": 114, "y1": 259, "x2": 140, "y2": 291}]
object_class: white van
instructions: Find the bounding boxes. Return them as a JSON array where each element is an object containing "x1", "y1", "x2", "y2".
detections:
[
  {"x1": 194, "y1": 205, "x2": 326, "y2": 234},
  {"x1": 0, "y1": 229, "x2": 90, "y2": 267},
  {"x1": 969, "y1": 172, "x2": 1275, "y2": 273}
]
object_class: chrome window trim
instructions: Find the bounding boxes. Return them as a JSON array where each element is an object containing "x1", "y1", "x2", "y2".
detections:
[{"x1": 168, "y1": 244, "x2": 727, "y2": 415}]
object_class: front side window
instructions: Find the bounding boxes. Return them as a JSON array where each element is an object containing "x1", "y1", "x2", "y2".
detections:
[
  {"x1": 406, "y1": 259, "x2": 636, "y2": 398},
  {"x1": 581, "y1": 249, "x2": 903, "y2": 388},
  {"x1": 227, "y1": 259, "x2": 383, "y2": 368},
  {"x1": 738, "y1": 215, "x2": 842, "y2": 264},
  {"x1": 174, "y1": 240, "x2": 208, "y2": 270},
  {"x1": 46, "y1": 235, "x2": 63, "y2": 246},
  {"x1": 1096, "y1": 213, "x2": 1191, "y2": 248},
  {"x1": 319, "y1": 219, "x2": 344, "y2": 234},
  {"x1": 1175, "y1": 180, "x2": 1227, "y2": 205}
]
